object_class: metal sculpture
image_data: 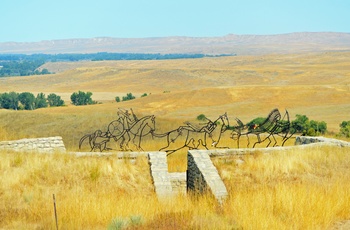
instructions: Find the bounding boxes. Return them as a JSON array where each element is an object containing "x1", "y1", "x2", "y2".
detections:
[
  {"x1": 153, "y1": 113, "x2": 230, "y2": 155},
  {"x1": 230, "y1": 108, "x2": 294, "y2": 148},
  {"x1": 79, "y1": 108, "x2": 155, "y2": 152},
  {"x1": 79, "y1": 108, "x2": 294, "y2": 153}
]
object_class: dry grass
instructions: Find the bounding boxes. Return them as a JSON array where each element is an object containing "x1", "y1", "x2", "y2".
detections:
[
  {"x1": 1, "y1": 145, "x2": 349, "y2": 229},
  {"x1": 0, "y1": 51, "x2": 350, "y2": 229},
  {"x1": 0, "y1": 52, "x2": 350, "y2": 132},
  {"x1": 213, "y1": 145, "x2": 350, "y2": 230}
]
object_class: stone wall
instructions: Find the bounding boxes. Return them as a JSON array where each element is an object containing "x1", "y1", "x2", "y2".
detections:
[
  {"x1": 295, "y1": 136, "x2": 350, "y2": 147},
  {"x1": 148, "y1": 152, "x2": 173, "y2": 199},
  {"x1": 168, "y1": 172, "x2": 186, "y2": 195},
  {"x1": 0, "y1": 136, "x2": 66, "y2": 153},
  {"x1": 187, "y1": 150, "x2": 228, "y2": 204}
]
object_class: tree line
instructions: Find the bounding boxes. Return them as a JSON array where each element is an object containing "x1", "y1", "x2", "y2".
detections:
[
  {"x1": 0, "y1": 91, "x2": 146, "y2": 109},
  {"x1": 0, "y1": 52, "x2": 236, "y2": 77},
  {"x1": 0, "y1": 92, "x2": 64, "y2": 110}
]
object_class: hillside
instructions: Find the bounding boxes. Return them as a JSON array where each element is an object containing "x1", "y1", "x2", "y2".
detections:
[
  {"x1": 1, "y1": 32, "x2": 350, "y2": 55},
  {"x1": 0, "y1": 51, "x2": 349, "y2": 135}
]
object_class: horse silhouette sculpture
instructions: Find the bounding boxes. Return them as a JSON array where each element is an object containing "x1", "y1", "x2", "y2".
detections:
[
  {"x1": 79, "y1": 108, "x2": 294, "y2": 153},
  {"x1": 230, "y1": 108, "x2": 294, "y2": 148},
  {"x1": 79, "y1": 108, "x2": 155, "y2": 152},
  {"x1": 152, "y1": 113, "x2": 230, "y2": 155}
]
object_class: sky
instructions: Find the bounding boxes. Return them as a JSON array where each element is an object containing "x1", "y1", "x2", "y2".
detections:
[{"x1": 1, "y1": 0, "x2": 349, "y2": 42}]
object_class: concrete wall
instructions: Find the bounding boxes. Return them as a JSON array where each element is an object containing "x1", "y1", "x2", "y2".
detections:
[{"x1": 0, "y1": 136, "x2": 66, "y2": 153}]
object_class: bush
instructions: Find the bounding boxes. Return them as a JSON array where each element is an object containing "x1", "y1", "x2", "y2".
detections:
[
  {"x1": 122, "y1": 93, "x2": 135, "y2": 101},
  {"x1": 338, "y1": 121, "x2": 350, "y2": 138},
  {"x1": 291, "y1": 114, "x2": 327, "y2": 136},
  {"x1": 70, "y1": 91, "x2": 96, "y2": 106},
  {"x1": 47, "y1": 93, "x2": 65, "y2": 107},
  {"x1": 196, "y1": 114, "x2": 207, "y2": 121}
]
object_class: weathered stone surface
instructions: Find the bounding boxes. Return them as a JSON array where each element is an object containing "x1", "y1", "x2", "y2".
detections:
[
  {"x1": 187, "y1": 150, "x2": 228, "y2": 204},
  {"x1": 295, "y1": 136, "x2": 350, "y2": 147},
  {"x1": 0, "y1": 136, "x2": 66, "y2": 153},
  {"x1": 148, "y1": 152, "x2": 173, "y2": 199}
]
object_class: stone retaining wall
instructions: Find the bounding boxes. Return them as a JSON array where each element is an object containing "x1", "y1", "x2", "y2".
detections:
[
  {"x1": 168, "y1": 172, "x2": 186, "y2": 195},
  {"x1": 295, "y1": 136, "x2": 350, "y2": 147},
  {"x1": 148, "y1": 152, "x2": 173, "y2": 199},
  {"x1": 2, "y1": 135, "x2": 348, "y2": 204},
  {"x1": 0, "y1": 136, "x2": 66, "y2": 153},
  {"x1": 187, "y1": 150, "x2": 228, "y2": 204}
]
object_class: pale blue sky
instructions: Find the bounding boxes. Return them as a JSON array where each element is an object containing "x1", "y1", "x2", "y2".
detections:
[{"x1": 1, "y1": 0, "x2": 349, "y2": 42}]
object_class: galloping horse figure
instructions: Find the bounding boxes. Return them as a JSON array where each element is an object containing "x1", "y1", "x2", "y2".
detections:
[
  {"x1": 79, "y1": 108, "x2": 155, "y2": 152},
  {"x1": 153, "y1": 113, "x2": 230, "y2": 155},
  {"x1": 231, "y1": 108, "x2": 294, "y2": 148}
]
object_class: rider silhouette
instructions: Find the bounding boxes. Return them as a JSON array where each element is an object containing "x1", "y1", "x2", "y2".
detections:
[{"x1": 117, "y1": 108, "x2": 138, "y2": 130}]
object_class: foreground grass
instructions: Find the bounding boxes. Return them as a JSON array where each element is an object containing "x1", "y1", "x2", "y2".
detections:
[
  {"x1": 213, "y1": 145, "x2": 350, "y2": 229},
  {"x1": 1, "y1": 145, "x2": 349, "y2": 229}
]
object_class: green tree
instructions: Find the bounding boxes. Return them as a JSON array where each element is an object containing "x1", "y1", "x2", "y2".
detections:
[
  {"x1": 291, "y1": 114, "x2": 310, "y2": 134},
  {"x1": 122, "y1": 93, "x2": 135, "y2": 101},
  {"x1": 196, "y1": 114, "x2": 207, "y2": 121},
  {"x1": 290, "y1": 114, "x2": 327, "y2": 136},
  {"x1": 339, "y1": 121, "x2": 350, "y2": 138},
  {"x1": 115, "y1": 96, "x2": 121, "y2": 102},
  {"x1": 35, "y1": 93, "x2": 48, "y2": 109},
  {"x1": 40, "y1": 68, "x2": 50, "y2": 74},
  {"x1": 310, "y1": 120, "x2": 327, "y2": 135},
  {"x1": 47, "y1": 93, "x2": 65, "y2": 107},
  {"x1": 141, "y1": 93, "x2": 148, "y2": 97},
  {"x1": 18, "y1": 92, "x2": 36, "y2": 110},
  {"x1": 0, "y1": 92, "x2": 19, "y2": 110},
  {"x1": 70, "y1": 91, "x2": 95, "y2": 106}
]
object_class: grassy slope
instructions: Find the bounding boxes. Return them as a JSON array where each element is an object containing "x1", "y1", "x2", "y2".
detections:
[
  {"x1": 0, "y1": 52, "x2": 350, "y2": 229},
  {"x1": 0, "y1": 52, "x2": 349, "y2": 141}
]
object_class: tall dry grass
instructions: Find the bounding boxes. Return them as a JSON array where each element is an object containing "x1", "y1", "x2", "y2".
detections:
[
  {"x1": 213, "y1": 145, "x2": 350, "y2": 229},
  {"x1": 1, "y1": 145, "x2": 349, "y2": 229}
]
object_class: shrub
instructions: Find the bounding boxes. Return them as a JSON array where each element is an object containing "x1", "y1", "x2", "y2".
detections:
[
  {"x1": 197, "y1": 114, "x2": 207, "y2": 121},
  {"x1": 338, "y1": 121, "x2": 350, "y2": 138},
  {"x1": 47, "y1": 93, "x2": 65, "y2": 107},
  {"x1": 70, "y1": 91, "x2": 96, "y2": 106},
  {"x1": 122, "y1": 93, "x2": 135, "y2": 101}
]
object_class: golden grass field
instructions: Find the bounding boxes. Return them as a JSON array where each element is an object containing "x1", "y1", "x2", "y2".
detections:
[
  {"x1": 0, "y1": 51, "x2": 350, "y2": 229},
  {"x1": 0, "y1": 146, "x2": 349, "y2": 229}
]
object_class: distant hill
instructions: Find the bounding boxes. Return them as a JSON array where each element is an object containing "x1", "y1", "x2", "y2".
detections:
[{"x1": 1, "y1": 32, "x2": 350, "y2": 55}]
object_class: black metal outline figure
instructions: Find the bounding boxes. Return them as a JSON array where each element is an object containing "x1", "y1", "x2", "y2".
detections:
[
  {"x1": 79, "y1": 108, "x2": 155, "y2": 152},
  {"x1": 230, "y1": 108, "x2": 294, "y2": 148},
  {"x1": 153, "y1": 113, "x2": 230, "y2": 155},
  {"x1": 79, "y1": 108, "x2": 294, "y2": 153}
]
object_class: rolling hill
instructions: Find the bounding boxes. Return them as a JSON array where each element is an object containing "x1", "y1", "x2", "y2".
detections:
[
  {"x1": 0, "y1": 51, "x2": 349, "y2": 135},
  {"x1": 1, "y1": 32, "x2": 350, "y2": 55}
]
